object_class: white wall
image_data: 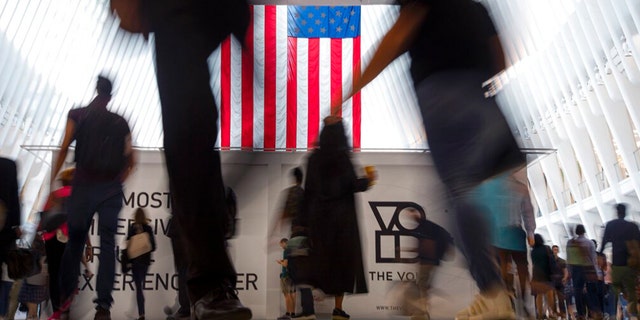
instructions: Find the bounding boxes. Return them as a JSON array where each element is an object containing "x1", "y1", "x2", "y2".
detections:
[{"x1": 64, "y1": 150, "x2": 476, "y2": 320}]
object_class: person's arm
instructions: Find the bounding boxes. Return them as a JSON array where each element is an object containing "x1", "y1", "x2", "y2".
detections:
[
  {"x1": 489, "y1": 35, "x2": 506, "y2": 75},
  {"x1": 599, "y1": 225, "x2": 609, "y2": 254},
  {"x1": 148, "y1": 225, "x2": 156, "y2": 252},
  {"x1": 332, "y1": 1, "x2": 429, "y2": 114},
  {"x1": 52, "y1": 118, "x2": 76, "y2": 183},
  {"x1": 85, "y1": 236, "x2": 94, "y2": 262},
  {"x1": 120, "y1": 133, "x2": 136, "y2": 182}
]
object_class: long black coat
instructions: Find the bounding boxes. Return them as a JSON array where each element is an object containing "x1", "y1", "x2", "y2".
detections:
[{"x1": 302, "y1": 121, "x2": 369, "y2": 295}]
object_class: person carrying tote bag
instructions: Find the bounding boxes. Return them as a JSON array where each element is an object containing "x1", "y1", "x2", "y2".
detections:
[{"x1": 126, "y1": 208, "x2": 156, "y2": 320}]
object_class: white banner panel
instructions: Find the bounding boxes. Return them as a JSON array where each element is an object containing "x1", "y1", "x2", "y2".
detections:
[{"x1": 62, "y1": 151, "x2": 476, "y2": 320}]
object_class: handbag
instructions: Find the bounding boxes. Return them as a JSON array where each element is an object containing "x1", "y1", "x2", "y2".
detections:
[
  {"x1": 7, "y1": 240, "x2": 42, "y2": 280},
  {"x1": 127, "y1": 226, "x2": 152, "y2": 259}
]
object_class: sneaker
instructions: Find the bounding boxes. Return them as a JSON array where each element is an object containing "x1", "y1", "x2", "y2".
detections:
[
  {"x1": 277, "y1": 313, "x2": 292, "y2": 320},
  {"x1": 193, "y1": 284, "x2": 252, "y2": 320},
  {"x1": 332, "y1": 308, "x2": 350, "y2": 320},
  {"x1": 291, "y1": 314, "x2": 316, "y2": 320},
  {"x1": 94, "y1": 306, "x2": 111, "y2": 320},
  {"x1": 455, "y1": 290, "x2": 516, "y2": 320}
]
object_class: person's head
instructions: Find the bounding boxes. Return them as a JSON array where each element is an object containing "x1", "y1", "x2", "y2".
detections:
[
  {"x1": 318, "y1": 116, "x2": 348, "y2": 152},
  {"x1": 133, "y1": 208, "x2": 149, "y2": 225},
  {"x1": 575, "y1": 224, "x2": 586, "y2": 236},
  {"x1": 292, "y1": 167, "x2": 303, "y2": 185},
  {"x1": 616, "y1": 203, "x2": 627, "y2": 219},
  {"x1": 96, "y1": 75, "x2": 113, "y2": 98},
  {"x1": 280, "y1": 238, "x2": 288, "y2": 249},
  {"x1": 552, "y1": 245, "x2": 559, "y2": 256},
  {"x1": 58, "y1": 167, "x2": 75, "y2": 186},
  {"x1": 533, "y1": 233, "x2": 545, "y2": 247}
]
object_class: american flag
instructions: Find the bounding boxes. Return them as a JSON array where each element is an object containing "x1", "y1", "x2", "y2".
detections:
[{"x1": 212, "y1": 5, "x2": 361, "y2": 151}]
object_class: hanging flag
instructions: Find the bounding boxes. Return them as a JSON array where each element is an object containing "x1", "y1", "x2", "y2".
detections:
[{"x1": 215, "y1": 5, "x2": 361, "y2": 151}]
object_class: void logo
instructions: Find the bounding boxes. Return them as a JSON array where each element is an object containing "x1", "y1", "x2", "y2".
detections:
[{"x1": 369, "y1": 201, "x2": 426, "y2": 263}]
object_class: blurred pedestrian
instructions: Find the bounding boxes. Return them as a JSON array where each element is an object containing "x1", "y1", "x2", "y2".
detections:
[
  {"x1": 337, "y1": 0, "x2": 525, "y2": 318},
  {"x1": 126, "y1": 208, "x2": 156, "y2": 320},
  {"x1": 301, "y1": 117, "x2": 375, "y2": 319}
]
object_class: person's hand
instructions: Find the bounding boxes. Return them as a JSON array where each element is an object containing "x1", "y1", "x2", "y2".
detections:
[
  {"x1": 85, "y1": 245, "x2": 94, "y2": 262},
  {"x1": 527, "y1": 234, "x2": 535, "y2": 246}
]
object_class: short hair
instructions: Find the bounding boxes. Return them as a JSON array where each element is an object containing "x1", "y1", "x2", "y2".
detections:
[
  {"x1": 97, "y1": 75, "x2": 113, "y2": 96},
  {"x1": 575, "y1": 224, "x2": 586, "y2": 235},
  {"x1": 292, "y1": 167, "x2": 303, "y2": 184},
  {"x1": 616, "y1": 203, "x2": 627, "y2": 218},
  {"x1": 534, "y1": 233, "x2": 544, "y2": 246},
  {"x1": 280, "y1": 238, "x2": 288, "y2": 244},
  {"x1": 552, "y1": 245, "x2": 559, "y2": 250}
]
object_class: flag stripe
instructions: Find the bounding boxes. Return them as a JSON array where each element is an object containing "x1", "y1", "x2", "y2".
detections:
[
  {"x1": 275, "y1": 5, "x2": 288, "y2": 150},
  {"x1": 296, "y1": 38, "x2": 309, "y2": 149},
  {"x1": 264, "y1": 5, "x2": 277, "y2": 150},
  {"x1": 253, "y1": 6, "x2": 265, "y2": 149},
  {"x1": 318, "y1": 38, "x2": 331, "y2": 138},
  {"x1": 307, "y1": 38, "x2": 320, "y2": 148},
  {"x1": 241, "y1": 6, "x2": 254, "y2": 149},
  {"x1": 352, "y1": 35, "x2": 361, "y2": 150},
  {"x1": 221, "y1": 39, "x2": 231, "y2": 149},
  {"x1": 286, "y1": 36, "x2": 297, "y2": 150},
  {"x1": 331, "y1": 38, "x2": 342, "y2": 118}
]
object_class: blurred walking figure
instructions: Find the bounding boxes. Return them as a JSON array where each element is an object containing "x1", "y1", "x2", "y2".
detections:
[
  {"x1": 52, "y1": 75, "x2": 135, "y2": 320},
  {"x1": 551, "y1": 245, "x2": 570, "y2": 318},
  {"x1": 111, "y1": 1, "x2": 253, "y2": 318},
  {"x1": 599, "y1": 203, "x2": 640, "y2": 318},
  {"x1": 473, "y1": 171, "x2": 535, "y2": 318},
  {"x1": 338, "y1": 0, "x2": 525, "y2": 318},
  {"x1": 406, "y1": 209, "x2": 453, "y2": 320},
  {"x1": 301, "y1": 116, "x2": 375, "y2": 319},
  {"x1": 126, "y1": 208, "x2": 156, "y2": 320},
  {"x1": 529, "y1": 234, "x2": 555, "y2": 319},
  {"x1": 566, "y1": 225, "x2": 601, "y2": 320}
]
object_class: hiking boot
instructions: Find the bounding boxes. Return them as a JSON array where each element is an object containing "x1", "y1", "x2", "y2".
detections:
[
  {"x1": 193, "y1": 284, "x2": 252, "y2": 320},
  {"x1": 455, "y1": 290, "x2": 516, "y2": 320},
  {"x1": 94, "y1": 306, "x2": 111, "y2": 320},
  {"x1": 332, "y1": 308, "x2": 350, "y2": 320}
]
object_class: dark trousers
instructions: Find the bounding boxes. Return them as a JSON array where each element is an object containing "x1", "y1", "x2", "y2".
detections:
[
  {"x1": 45, "y1": 237, "x2": 66, "y2": 311},
  {"x1": 153, "y1": 14, "x2": 236, "y2": 303},
  {"x1": 60, "y1": 182, "x2": 123, "y2": 310},
  {"x1": 170, "y1": 226, "x2": 190, "y2": 315},
  {"x1": 571, "y1": 266, "x2": 600, "y2": 317},
  {"x1": 415, "y1": 70, "x2": 524, "y2": 292},
  {"x1": 132, "y1": 262, "x2": 149, "y2": 316},
  {"x1": 299, "y1": 287, "x2": 315, "y2": 315}
]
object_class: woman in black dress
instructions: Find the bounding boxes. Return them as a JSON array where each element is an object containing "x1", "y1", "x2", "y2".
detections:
[{"x1": 302, "y1": 116, "x2": 374, "y2": 320}]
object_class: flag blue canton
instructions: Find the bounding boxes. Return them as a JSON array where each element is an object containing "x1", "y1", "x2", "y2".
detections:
[{"x1": 287, "y1": 6, "x2": 361, "y2": 38}]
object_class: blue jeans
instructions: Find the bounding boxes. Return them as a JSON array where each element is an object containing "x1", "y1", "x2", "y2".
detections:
[
  {"x1": 132, "y1": 262, "x2": 149, "y2": 316},
  {"x1": 60, "y1": 181, "x2": 123, "y2": 310},
  {"x1": 415, "y1": 70, "x2": 525, "y2": 292}
]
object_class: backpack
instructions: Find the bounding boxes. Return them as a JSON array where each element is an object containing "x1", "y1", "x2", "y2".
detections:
[{"x1": 74, "y1": 107, "x2": 130, "y2": 180}]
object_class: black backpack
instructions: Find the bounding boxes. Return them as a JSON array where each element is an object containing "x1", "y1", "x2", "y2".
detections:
[{"x1": 74, "y1": 107, "x2": 130, "y2": 180}]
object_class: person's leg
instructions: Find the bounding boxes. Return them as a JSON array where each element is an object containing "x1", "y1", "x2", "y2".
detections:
[
  {"x1": 94, "y1": 191, "x2": 123, "y2": 312},
  {"x1": 59, "y1": 186, "x2": 97, "y2": 307},
  {"x1": 154, "y1": 15, "x2": 250, "y2": 320},
  {"x1": 45, "y1": 238, "x2": 65, "y2": 311},
  {"x1": 512, "y1": 250, "x2": 530, "y2": 301},
  {"x1": 572, "y1": 267, "x2": 586, "y2": 317},
  {"x1": 620, "y1": 266, "x2": 638, "y2": 316},
  {"x1": 170, "y1": 231, "x2": 190, "y2": 316},
  {"x1": 416, "y1": 263, "x2": 435, "y2": 315},
  {"x1": 298, "y1": 287, "x2": 315, "y2": 316},
  {"x1": 27, "y1": 302, "x2": 38, "y2": 319},
  {"x1": 132, "y1": 262, "x2": 147, "y2": 317},
  {"x1": 154, "y1": 13, "x2": 236, "y2": 301},
  {"x1": 496, "y1": 249, "x2": 514, "y2": 293}
]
